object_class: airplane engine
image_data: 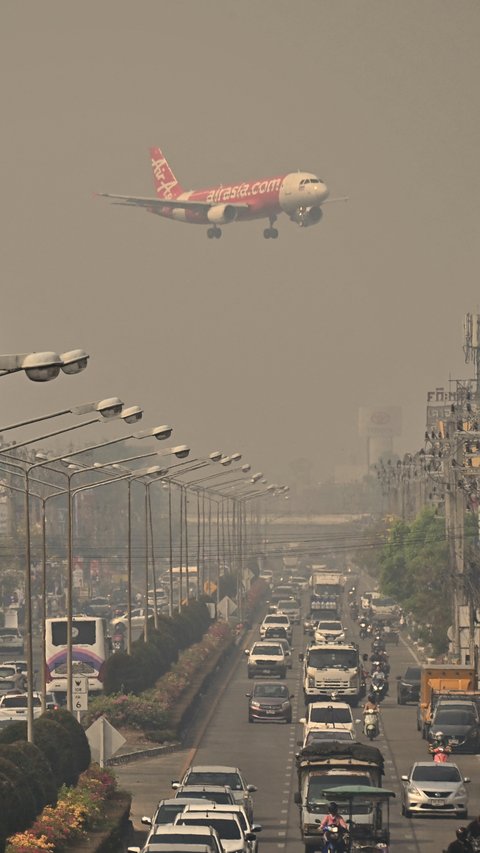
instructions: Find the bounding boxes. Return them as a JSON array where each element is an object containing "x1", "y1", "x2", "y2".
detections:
[
  {"x1": 291, "y1": 206, "x2": 323, "y2": 227},
  {"x1": 207, "y1": 204, "x2": 238, "y2": 225}
]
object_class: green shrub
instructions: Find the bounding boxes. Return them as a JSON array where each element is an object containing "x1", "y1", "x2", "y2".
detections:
[
  {"x1": 0, "y1": 744, "x2": 46, "y2": 813},
  {"x1": 0, "y1": 757, "x2": 36, "y2": 834},
  {"x1": 16, "y1": 741, "x2": 57, "y2": 807},
  {"x1": 41, "y1": 708, "x2": 91, "y2": 772},
  {"x1": 33, "y1": 718, "x2": 79, "y2": 788}
]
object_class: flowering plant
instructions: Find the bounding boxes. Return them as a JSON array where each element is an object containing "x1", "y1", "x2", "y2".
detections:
[
  {"x1": 84, "y1": 622, "x2": 233, "y2": 736},
  {"x1": 6, "y1": 765, "x2": 117, "y2": 853}
]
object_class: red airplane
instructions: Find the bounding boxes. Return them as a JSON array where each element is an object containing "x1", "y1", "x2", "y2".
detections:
[{"x1": 99, "y1": 146, "x2": 344, "y2": 239}]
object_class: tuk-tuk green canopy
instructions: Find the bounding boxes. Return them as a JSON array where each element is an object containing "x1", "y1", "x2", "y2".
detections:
[{"x1": 322, "y1": 786, "x2": 395, "y2": 799}]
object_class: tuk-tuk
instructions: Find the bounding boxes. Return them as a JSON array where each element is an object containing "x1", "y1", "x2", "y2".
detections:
[{"x1": 321, "y1": 785, "x2": 395, "y2": 851}]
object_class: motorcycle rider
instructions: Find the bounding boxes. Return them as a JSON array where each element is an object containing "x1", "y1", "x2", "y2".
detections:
[
  {"x1": 363, "y1": 694, "x2": 379, "y2": 713},
  {"x1": 371, "y1": 664, "x2": 387, "y2": 698},
  {"x1": 320, "y1": 802, "x2": 348, "y2": 851},
  {"x1": 446, "y1": 827, "x2": 474, "y2": 853},
  {"x1": 466, "y1": 814, "x2": 480, "y2": 839},
  {"x1": 429, "y1": 731, "x2": 451, "y2": 762},
  {"x1": 363, "y1": 694, "x2": 379, "y2": 738}
]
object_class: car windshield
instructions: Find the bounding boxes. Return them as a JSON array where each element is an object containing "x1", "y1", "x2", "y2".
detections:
[
  {"x1": 307, "y1": 775, "x2": 372, "y2": 814},
  {"x1": 154, "y1": 804, "x2": 187, "y2": 823},
  {"x1": 307, "y1": 649, "x2": 357, "y2": 669},
  {"x1": 253, "y1": 684, "x2": 289, "y2": 698},
  {"x1": 186, "y1": 773, "x2": 243, "y2": 791},
  {"x1": 0, "y1": 667, "x2": 16, "y2": 678},
  {"x1": 317, "y1": 622, "x2": 342, "y2": 631},
  {"x1": 151, "y1": 834, "x2": 214, "y2": 846},
  {"x1": 252, "y1": 645, "x2": 282, "y2": 656},
  {"x1": 179, "y1": 819, "x2": 241, "y2": 839},
  {"x1": 309, "y1": 707, "x2": 352, "y2": 724},
  {"x1": 305, "y1": 731, "x2": 353, "y2": 744},
  {"x1": 434, "y1": 710, "x2": 476, "y2": 726},
  {"x1": 0, "y1": 629, "x2": 20, "y2": 637},
  {"x1": 265, "y1": 616, "x2": 288, "y2": 625},
  {"x1": 411, "y1": 765, "x2": 461, "y2": 782},
  {"x1": 404, "y1": 667, "x2": 421, "y2": 680},
  {"x1": 1, "y1": 695, "x2": 41, "y2": 708}
]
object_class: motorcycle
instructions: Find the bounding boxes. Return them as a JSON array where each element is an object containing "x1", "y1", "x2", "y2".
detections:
[
  {"x1": 363, "y1": 708, "x2": 380, "y2": 740},
  {"x1": 370, "y1": 679, "x2": 387, "y2": 703},
  {"x1": 359, "y1": 620, "x2": 368, "y2": 639},
  {"x1": 322, "y1": 825, "x2": 349, "y2": 852}
]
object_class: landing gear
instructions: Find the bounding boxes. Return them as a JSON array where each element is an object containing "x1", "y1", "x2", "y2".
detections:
[
  {"x1": 207, "y1": 226, "x2": 222, "y2": 239},
  {"x1": 263, "y1": 216, "x2": 278, "y2": 239}
]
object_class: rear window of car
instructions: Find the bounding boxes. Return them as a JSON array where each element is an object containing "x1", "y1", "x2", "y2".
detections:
[
  {"x1": 404, "y1": 668, "x2": 421, "y2": 680},
  {"x1": 310, "y1": 708, "x2": 352, "y2": 723},
  {"x1": 412, "y1": 765, "x2": 461, "y2": 782},
  {"x1": 186, "y1": 773, "x2": 243, "y2": 790}
]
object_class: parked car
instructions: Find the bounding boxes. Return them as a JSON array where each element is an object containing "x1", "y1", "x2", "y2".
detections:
[
  {"x1": 245, "y1": 642, "x2": 287, "y2": 679},
  {"x1": 401, "y1": 761, "x2": 469, "y2": 817},
  {"x1": 396, "y1": 666, "x2": 421, "y2": 705},
  {"x1": 174, "y1": 766, "x2": 257, "y2": 822},
  {"x1": 0, "y1": 627, "x2": 23, "y2": 653},
  {"x1": 0, "y1": 691, "x2": 43, "y2": 726},
  {"x1": 246, "y1": 681, "x2": 293, "y2": 723},
  {"x1": 0, "y1": 664, "x2": 26, "y2": 692},
  {"x1": 85, "y1": 596, "x2": 111, "y2": 618}
]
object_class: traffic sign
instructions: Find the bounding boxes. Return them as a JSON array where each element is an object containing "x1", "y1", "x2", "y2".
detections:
[
  {"x1": 72, "y1": 676, "x2": 88, "y2": 694},
  {"x1": 86, "y1": 716, "x2": 126, "y2": 767},
  {"x1": 73, "y1": 694, "x2": 88, "y2": 711}
]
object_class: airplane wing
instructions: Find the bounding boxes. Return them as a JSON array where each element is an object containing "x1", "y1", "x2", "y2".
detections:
[{"x1": 97, "y1": 193, "x2": 249, "y2": 210}]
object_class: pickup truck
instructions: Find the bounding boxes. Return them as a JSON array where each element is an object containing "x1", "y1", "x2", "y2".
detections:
[
  {"x1": 0, "y1": 691, "x2": 43, "y2": 727},
  {"x1": 244, "y1": 642, "x2": 287, "y2": 679}
]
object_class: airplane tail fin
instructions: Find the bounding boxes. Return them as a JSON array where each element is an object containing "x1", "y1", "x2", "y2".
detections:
[{"x1": 150, "y1": 146, "x2": 184, "y2": 199}]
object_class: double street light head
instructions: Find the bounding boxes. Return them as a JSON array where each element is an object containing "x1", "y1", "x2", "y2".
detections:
[
  {"x1": 22, "y1": 352, "x2": 63, "y2": 382},
  {"x1": 59, "y1": 349, "x2": 89, "y2": 376},
  {"x1": 152, "y1": 425, "x2": 173, "y2": 440},
  {"x1": 120, "y1": 405, "x2": 143, "y2": 424},
  {"x1": 96, "y1": 397, "x2": 124, "y2": 418},
  {"x1": 172, "y1": 445, "x2": 190, "y2": 459}
]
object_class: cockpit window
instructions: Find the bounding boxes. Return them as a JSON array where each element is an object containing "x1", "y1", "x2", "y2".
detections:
[{"x1": 300, "y1": 178, "x2": 322, "y2": 185}]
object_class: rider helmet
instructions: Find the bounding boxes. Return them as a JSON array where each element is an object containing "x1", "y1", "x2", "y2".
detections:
[
  {"x1": 328, "y1": 802, "x2": 338, "y2": 815},
  {"x1": 456, "y1": 827, "x2": 468, "y2": 841}
]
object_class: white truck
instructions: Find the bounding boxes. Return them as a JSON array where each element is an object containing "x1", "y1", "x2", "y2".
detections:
[
  {"x1": 300, "y1": 642, "x2": 365, "y2": 706},
  {"x1": 294, "y1": 742, "x2": 385, "y2": 852}
]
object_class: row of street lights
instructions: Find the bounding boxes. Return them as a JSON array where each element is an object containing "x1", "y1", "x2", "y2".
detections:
[{"x1": 0, "y1": 350, "x2": 287, "y2": 742}]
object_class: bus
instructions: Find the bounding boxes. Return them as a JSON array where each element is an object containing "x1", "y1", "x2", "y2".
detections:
[{"x1": 45, "y1": 616, "x2": 109, "y2": 698}]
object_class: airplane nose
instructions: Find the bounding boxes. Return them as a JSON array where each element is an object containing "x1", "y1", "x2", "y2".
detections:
[{"x1": 317, "y1": 183, "x2": 329, "y2": 202}]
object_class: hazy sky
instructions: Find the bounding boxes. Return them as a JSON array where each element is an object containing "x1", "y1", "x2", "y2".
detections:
[{"x1": 1, "y1": 1, "x2": 479, "y2": 484}]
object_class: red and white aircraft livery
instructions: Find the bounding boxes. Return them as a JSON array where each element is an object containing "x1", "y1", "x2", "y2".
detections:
[{"x1": 99, "y1": 146, "x2": 343, "y2": 239}]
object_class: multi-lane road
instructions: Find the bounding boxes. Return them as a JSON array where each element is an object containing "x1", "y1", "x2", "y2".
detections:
[{"x1": 116, "y1": 600, "x2": 480, "y2": 853}]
